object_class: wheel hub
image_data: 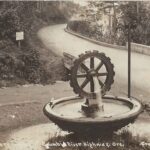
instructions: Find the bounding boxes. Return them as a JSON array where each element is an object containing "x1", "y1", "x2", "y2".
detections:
[{"x1": 88, "y1": 69, "x2": 97, "y2": 75}]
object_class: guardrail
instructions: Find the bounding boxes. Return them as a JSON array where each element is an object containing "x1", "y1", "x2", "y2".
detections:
[
  {"x1": 65, "y1": 28, "x2": 127, "y2": 51},
  {"x1": 127, "y1": 42, "x2": 150, "y2": 56}
]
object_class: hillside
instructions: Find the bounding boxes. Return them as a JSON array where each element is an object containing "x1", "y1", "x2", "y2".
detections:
[{"x1": 0, "y1": 1, "x2": 79, "y2": 87}]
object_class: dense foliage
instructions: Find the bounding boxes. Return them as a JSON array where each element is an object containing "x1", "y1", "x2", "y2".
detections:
[
  {"x1": 68, "y1": 1, "x2": 150, "y2": 46},
  {"x1": 119, "y1": 2, "x2": 150, "y2": 45},
  {"x1": 0, "y1": 1, "x2": 78, "y2": 86}
]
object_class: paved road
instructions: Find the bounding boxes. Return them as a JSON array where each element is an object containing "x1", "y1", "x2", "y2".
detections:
[{"x1": 38, "y1": 24, "x2": 150, "y2": 101}]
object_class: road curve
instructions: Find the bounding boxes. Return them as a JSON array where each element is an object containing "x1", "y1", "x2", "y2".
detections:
[{"x1": 38, "y1": 24, "x2": 150, "y2": 100}]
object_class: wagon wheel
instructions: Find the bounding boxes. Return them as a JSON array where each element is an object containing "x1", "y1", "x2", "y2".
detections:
[{"x1": 70, "y1": 50, "x2": 115, "y2": 99}]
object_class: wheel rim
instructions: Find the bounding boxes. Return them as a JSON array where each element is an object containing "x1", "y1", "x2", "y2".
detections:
[{"x1": 70, "y1": 51, "x2": 115, "y2": 98}]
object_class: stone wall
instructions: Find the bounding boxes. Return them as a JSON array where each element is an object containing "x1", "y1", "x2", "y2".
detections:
[{"x1": 126, "y1": 43, "x2": 150, "y2": 56}]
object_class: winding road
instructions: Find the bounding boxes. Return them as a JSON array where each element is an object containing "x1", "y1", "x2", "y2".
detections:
[{"x1": 38, "y1": 24, "x2": 150, "y2": 102}]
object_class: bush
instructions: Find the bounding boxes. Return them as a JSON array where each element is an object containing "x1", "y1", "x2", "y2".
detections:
[{"x1": 67, "y1": 20, "x2": 115, "y2": 45}]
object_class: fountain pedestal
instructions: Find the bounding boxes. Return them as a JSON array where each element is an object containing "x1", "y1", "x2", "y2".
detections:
[{"x1": 81, "y1": 77, "x2": 104, "y2": 113}]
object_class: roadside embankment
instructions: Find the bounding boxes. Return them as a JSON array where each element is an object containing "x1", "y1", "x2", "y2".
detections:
[{"x1": 0, "y1": 1, "x2": 79, "y2": 87}]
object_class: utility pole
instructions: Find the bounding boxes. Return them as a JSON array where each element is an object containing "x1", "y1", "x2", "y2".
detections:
[{"x1": 128, "y1": 25, "x2": 131, "y2": 98}]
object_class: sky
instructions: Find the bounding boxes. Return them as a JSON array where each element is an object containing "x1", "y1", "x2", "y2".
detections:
[{"x1": 73, "y1": 0, "x2": 88, "y2": 6}]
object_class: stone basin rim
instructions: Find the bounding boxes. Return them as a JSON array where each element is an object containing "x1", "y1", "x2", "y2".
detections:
[{"x1": 43, "y1": 95, "x2": 143, "y2": 124}]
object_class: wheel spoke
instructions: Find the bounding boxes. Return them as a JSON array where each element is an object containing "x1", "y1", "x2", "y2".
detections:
[
  {"x1": 90, "y1": 57, "x2": 94, "y2": 69},
  {"x1": 90, "y1": 76, "x2": 94, "y2": 92},
  {"x1": 80, "y1": 63, "x2": 89, "y2": 73},
  {"x1": 95, "y1": 62, "x2": 103, "y2": 72},
  {"x1": 97, "y1": 77, "x2": 104, "y2": 87},
  {"x1": 97, "y1": 72, "x2": 108, "y2": 76},
  {"x1": 81, "y1": 78, "x2": 89, "y2": 89},
  {"x1": 77, "y1": 74, "x2": 87, "y2": 78}
]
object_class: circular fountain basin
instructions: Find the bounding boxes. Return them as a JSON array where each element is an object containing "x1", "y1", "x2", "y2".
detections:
[{"x1": 43, "y1": 95, "x2": 143, "y2": 133}]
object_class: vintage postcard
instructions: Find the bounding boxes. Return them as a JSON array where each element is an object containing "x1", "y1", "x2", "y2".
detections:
[{"x1": 0, "y1": 1, "x2": 150, "y2": 150}]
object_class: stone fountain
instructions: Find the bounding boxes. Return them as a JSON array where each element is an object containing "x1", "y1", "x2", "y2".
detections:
[{"x1": 43, "y1": 50, "x2": 142, "y2": 133}]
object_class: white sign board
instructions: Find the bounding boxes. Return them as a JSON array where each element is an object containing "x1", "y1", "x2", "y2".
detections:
[{"x1": 16, "y1": 32, "x2": 24, "y2": 41}]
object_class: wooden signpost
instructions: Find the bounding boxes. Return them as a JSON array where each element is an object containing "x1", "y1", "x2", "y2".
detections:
[{"x1": 16, "y1": 31, "x2": 24, "y2": 48}]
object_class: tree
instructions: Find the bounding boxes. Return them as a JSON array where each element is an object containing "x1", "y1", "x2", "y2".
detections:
[{"x1": 118, "y1": 1, "x2": 150, "y2": 45}]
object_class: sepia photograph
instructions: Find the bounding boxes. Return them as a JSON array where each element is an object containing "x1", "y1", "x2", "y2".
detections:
[{"x1": 0, "y1": 0, "x2": 150, "y2": 150}]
